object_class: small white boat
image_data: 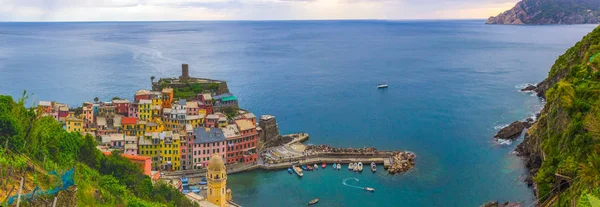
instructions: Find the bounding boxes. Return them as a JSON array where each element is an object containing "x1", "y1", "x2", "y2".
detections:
[
  {"x1": 365, "y1": 187, "x2": 375, "y2": 192},
  {"x1": 377, "y1": 84, "x2": 388, "y2": 89},
  {"x1": 293, "y1": 165, "x2": 303, "y2": 177},
  {"x1": 336, "y1": 164, "x2": 341, "y2": 170},
  {"x1": 314, "y1": 164, "x2": 319, "y2": 170},
  {"x1": 348, "y1": 163, "x2": 354, "y2": 170},
  {"x1": 357, "y1": 162, "x2": 363, "y2": 172},
  {"x1": 371, "y1": 162, "x2": 377, "y2": 172}
]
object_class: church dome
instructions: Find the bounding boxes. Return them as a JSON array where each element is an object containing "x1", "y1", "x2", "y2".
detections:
[{"x1": 207, "y1": 154, "x2": 226, "y2": 172}]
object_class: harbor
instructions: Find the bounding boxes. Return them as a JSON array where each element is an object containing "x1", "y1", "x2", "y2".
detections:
[{"x1": 162, "y1": 132, "x2": 415, "y2": 181}]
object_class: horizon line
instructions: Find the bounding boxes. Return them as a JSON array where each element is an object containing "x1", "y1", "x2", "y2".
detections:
[{"x1": 0, "y1": 18, "x2": 487, "y2": 23}]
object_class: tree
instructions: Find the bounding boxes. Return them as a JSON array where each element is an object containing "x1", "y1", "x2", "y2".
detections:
[
  {"x1": 94, "y1": 97, "x2": 99, "y2": 103},
  {"x1": 151, "y1": 76, "x2": 155, "y2": 83},
  {"x1": 579, "y1": 153, "x2": 600, "y2": 190}
]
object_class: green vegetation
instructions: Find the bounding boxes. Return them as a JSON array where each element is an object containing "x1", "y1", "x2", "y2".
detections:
[
  {"x1": 0, "y1": 94, "x2": 197, "y2": 206},
  {"x1": 173, "y1": 82, "x2": 220, "y2": 100},
  {"x1": 526, "y1": 26, "x2": 600, "y2": 205}
]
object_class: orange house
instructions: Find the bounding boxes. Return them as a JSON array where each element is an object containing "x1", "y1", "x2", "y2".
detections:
[
  {"x1": 102, "y1": 152, "x2": 152, "y2": 176},
  {"x1": 162, "y1": 88, "x2": 174, "y2": 109}
]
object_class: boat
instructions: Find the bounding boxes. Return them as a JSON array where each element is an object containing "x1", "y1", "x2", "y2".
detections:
[
  {"x1": 314, "y1": 164, "x2": 319, "y2": 170},
  {"x1": 307, "y1": 165, "x2": 313, "y2": 171},
  {"x1": 201, "y1": 177, "x2": 207, "y2": 182},
  {"x1": 301, "y1": 165, "x2": 308, "y2": 171},
  {"x1": 308, "y1": 198, "x2": 319, "y2": 205},
  {"x1": 371, "y1": 162, "x2": 377, "y2": 172},
  {"x1": 357, "y1": 162, "x2": 363, "y2": 172},
  {"x1": 288, "y1": 168, "x2": 293, "y2": 174},
  {"x1": 353, "y1": 165, "x2": 358, "y2": 172},
  {"x1": 198, "y1": 181, "x2": 207, "y2": 185},
  {"x1": 336, "y1": 164, "x2": 341, "y2": 170},
  {"x1": 348, "y1": 163, "x2": 354, "y2": 170},
  {"x1": 377, "y1": 84, "x2": 388, "y2": 89},
  {"x1": 322, "y1": 162, "x2": 326, "y2": 169},
  {"x1": 365, "y1": 187, "x2": 375, "y2": 192},
  {"x1": 332, "y1": 163, "x2": 336, "y2": 169},
  {"x1": 293, "y1": 165, "x2": 304, "y2": 177}
]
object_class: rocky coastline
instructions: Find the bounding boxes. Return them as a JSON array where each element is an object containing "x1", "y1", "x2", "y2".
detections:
[{"x1": 486, "y1": 0, "x2": 600, "y2": 25}]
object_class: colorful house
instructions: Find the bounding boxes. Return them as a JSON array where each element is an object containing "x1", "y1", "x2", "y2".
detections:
[
  {"x1": 122, "y1": 117, "x2": 138, "y2": 136},
  {"x1": 192, "y1": 128, "x2": 227, "y2": 169},
  {"x1": 162, "y1": 88, "x2": 174, "y2": 109},
  {"x1": 65, "y1": 112, "x2": 83, "y2": 133},
  {"x1": 226, "y1": 120, "x2": 258, "y2": 164},
  {"x1": 124, "y1": 135, "x2": 138, "y2": 155},
  {"x1": 134, "y1": 90, "x2": 154, "y2": 102},
  {"x1": 138, "y1": 132, "x2": 160, "y2": 168},
  {"x1": 151, "y1": 95, "x2": 163, "y2": 118},
  {"x1": 109, "y1": 133, "x2": 125, "y2": 149},
  {"x1": 206, "y1": 113, "x2": 227, "y2": 128},
  {"x1": 180, "y1": 124, "x2": 194, "y2": 170},
  {"x1": 138, "y1": 99, "x2": 152, "y2": 120},
  {"x1": 128, "y1": 102, "x2": 138, "y2": 118},
  {"x1": 159, "y1": 131, "x2": 181, "y2": 171},
  {"x1": 113, "y1": 99, "x2": 130, "y2": 116},
  {"x1": 136, "y1": 120, "x2": 147, "y2": 137}
]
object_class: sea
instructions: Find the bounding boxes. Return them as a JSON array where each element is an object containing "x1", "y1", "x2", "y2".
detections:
[{"x1": 0, "y1": 20, "x2": 596, "y2": 206}]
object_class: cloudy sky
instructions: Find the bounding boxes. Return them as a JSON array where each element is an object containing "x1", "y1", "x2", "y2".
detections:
[{"x1": 0, "y1": 0, "x2": 518, "y2": 21}]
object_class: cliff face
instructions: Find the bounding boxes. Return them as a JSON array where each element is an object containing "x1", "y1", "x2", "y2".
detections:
[
  {"x1": 486, "y1": 0, "x2": 600, "y2": 25},
  {"x1": 516, "y1": 26, "x2": 600, "y2": 203}
]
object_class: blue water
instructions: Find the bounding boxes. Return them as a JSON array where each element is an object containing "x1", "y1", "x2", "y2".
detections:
[{"x1": 0, "y1": 20, "x2": 596, "y2": 206}]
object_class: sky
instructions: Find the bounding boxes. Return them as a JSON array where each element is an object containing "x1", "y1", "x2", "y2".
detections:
[{"x1": 0, "y1": 0, "x2": 518, "y2": 21}]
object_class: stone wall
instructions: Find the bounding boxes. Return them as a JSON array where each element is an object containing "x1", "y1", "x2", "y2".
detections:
[{"x1": 259, "y1": 115, "x2": 280, "y2": 145}]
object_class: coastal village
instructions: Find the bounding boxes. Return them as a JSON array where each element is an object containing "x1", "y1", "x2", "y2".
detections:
[{"x1": 36, "y1": 64, "x2": 415, "y2": 206}]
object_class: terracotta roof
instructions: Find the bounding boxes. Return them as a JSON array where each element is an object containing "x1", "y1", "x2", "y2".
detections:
[
  {"x1": 122, "y1": 117, "x2": 138, "y2": 125},
  {"x1": 112, "y1": 99, "x2": 130, "y2": 104},
  {"x1": 135, "y1": 90, "x2": 152, "y2": 96}
]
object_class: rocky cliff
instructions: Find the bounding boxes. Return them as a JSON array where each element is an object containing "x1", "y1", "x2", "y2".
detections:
[
  {"x1": 486, "y1": 0, "x2": 600, "y2": 25},
  {"x1": 514, "y1": 25, "x2": 600, "y2": 205}
]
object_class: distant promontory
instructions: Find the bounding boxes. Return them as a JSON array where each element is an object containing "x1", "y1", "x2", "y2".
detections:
[{"x1": 486, "y1": 0, "x2": 600, "y2": 25}]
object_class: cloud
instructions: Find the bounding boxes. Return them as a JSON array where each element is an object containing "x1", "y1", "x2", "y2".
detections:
[{"x1": 0, "y1": 0, "x2": 519, "y2": 21}]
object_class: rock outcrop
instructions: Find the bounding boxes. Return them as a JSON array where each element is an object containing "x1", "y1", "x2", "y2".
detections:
[
  {"x1": 520, "y1": 84, "x2": 537, "y2": 92},
  {"x1": 494, "y1": 121, "x2": 527, "y2": 140},
  {"x1": 480, "y1": 201, "x2": 523, "y2": 207},
  {"x1": 486, "y1": 0, "x2": 600, "y2": 25}
]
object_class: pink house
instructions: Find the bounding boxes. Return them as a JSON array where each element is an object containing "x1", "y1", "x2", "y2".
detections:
[
  {"x1": 109, "y1": 133, "x2": 125, "y2": 149},
  {"x1": 186, "y1": 101, "x2": 199, "y2": 116},
  {"x1": 128, "y1": 102, "x2": 138, "y2": 118},
  {"x1": 124, "y1": 135, "x2": 138, "y2": 155},
  {"x1": 191, "y1": 128, "x2": 226, "y2": 169}
]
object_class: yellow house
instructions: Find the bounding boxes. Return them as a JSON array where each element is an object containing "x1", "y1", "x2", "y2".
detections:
[
  {"x1": 185, "y1": 115, "x2": 203, "y2": 128},
  {"x1": 151, "y1": 96, "x2": 163, "y2": 118},
  {"x1": 206, "y1": 154, "x2": 232, "y2": 207},
  {"x1": 159, "y1": 131, "x2": 181, "y2": 171},
  {"x1": 136, "y1": 120, "x2": 147, "y2": 137},
  {"x1": 122, "y1": 117, "x2": 138, "y2": 136},
  {"x1": 65, "y1": 112, "x2": 83, "y2": 133},
  {"x1": 138, "y1": 99, "x2": 152, "y2": 120},
  {"x1": 146, "y1": 117, "x2": 165, "y2": 133},
  {"x1": 139, "y1": 132, "x2": 161, "y2": 169}
]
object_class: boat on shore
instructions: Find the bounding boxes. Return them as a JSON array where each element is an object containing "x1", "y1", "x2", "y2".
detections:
[
  {"x1": 377, "y1": 84, "x2": 388, "y2": 89},
  {"x1": 365, "y1": 187, "x2": 375, "y2": 192},
  {"x1": 288, "y1": 168, "x2": 293, "y2": 174},
  {"x1": 371, "y1": 162, "x2": 376, "y2": 172},
  {"x1": 293, "y1": 165, "x2": 303, "y2": 177},
  {"x1": 322, "y1": 162, "x2": 326, "y2": 169},
  {"x1": 308, "y1": 198, "x2": 319, "y2": 205}
]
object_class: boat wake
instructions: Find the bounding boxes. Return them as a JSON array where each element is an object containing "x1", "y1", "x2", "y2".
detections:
[{"x1": 342, "y1": 178, "x2": 364, "y2": 190}]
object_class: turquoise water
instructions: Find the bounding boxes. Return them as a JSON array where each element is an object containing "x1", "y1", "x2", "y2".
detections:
[{"x1": 0, "y1": 20, "x2": 596, "y2": 206}]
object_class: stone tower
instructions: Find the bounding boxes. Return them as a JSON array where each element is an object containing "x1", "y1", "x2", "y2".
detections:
[
  {"x1": 207, "y1": 154, "x2": 228, "y2": 207},
  {"x1": 180, "y1": 64, "x2": 190, "y2": 80},
  {"x1": 259, "y1": 115, "x2": 280, "y2": 144}
]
